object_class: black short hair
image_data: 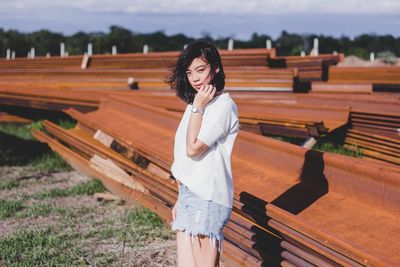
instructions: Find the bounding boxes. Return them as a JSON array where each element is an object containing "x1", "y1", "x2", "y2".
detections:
[{"x1": 167, "y1": 40, "x2": 226, "y2": 104}]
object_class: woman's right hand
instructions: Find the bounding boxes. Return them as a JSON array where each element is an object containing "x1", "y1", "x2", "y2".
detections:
[
  {"x1": 192, "y1": 84, "x2": 216, "y2": 109},
  {"x1": 172, "y1": 201, "x2": 178, "y2": 221}
]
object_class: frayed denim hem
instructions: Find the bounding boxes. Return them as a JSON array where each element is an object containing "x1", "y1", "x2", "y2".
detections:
[{"x1": 171, "y1": 221, "x2": 224, "y2": 253}]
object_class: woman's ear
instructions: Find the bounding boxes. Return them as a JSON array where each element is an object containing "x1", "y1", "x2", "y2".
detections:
[{"x1": 215, "y1": 67, "x2": 220, "y2": 73}]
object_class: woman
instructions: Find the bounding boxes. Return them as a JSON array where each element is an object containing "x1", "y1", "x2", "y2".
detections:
[{"x1": 167, "y1": 40, "x2": 239, "y2": 266}]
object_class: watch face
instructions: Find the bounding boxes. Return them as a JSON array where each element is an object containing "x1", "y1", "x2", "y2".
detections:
[{"x1": 191, "y1": 107, "x2": 197, "y2": 113}]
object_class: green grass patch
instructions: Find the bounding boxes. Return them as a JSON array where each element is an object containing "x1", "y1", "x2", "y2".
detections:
[
  {"x1": 267, "y1": 134, "x2": 364, "y2": 158},
  {"x1": 0, "y1": 227, "x2": 86, "y2": 266},
  {"x1": 0, "y1": 121, "x2": 72, "y2": 171},
  {"x1": 314, "y1": 141, "x2": 363, "y2": 158},
  {"x1": 28, "y1": 152, "x2": 71, "y2": 172},
  {"x1": 34, "y1": 179, "x2": 106, "y2": 199},
  {"x1": 0, "y1": 199, "x2": 24, "y2": 220},
  {"x1": 117, "y1": 207, "x2": 172, "y2": 246},
  {"x1": 58, "y1": 119, "x2": 76, "y2": 130},
  {"x1": 0, "y1": 180, "x2": 20, "y2": 190},
  {"x1": 16, "y1": 204, "x2": 52, "y2": 219},
  {"x1": 124, "y1": 207, "x2": 164, "y2": 229},
  {"x1": 87, "y1": 207, "x2": 172, "y2": 247},
  {"x1": 0, "y1": 123, "x2": 38, "y2": 141}
]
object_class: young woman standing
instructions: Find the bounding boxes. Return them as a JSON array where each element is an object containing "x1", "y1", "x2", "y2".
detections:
[{"x1": 168, "y1": 40, "x2": 239, "y2": 266}]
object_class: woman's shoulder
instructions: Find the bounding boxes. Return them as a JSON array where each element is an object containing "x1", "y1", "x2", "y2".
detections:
[
  {"x1": 206, "y1": 93, "x2": 237, "y2": 115},
  {"x1": 218, "y1": 93, "x2": 237, "y2": 111}
]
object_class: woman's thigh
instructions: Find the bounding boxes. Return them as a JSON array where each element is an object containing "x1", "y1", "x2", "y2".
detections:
[
  {"x1": 176, "y1": 231, "x2": 196, "y2": 267},
  {"x1": 191, "y1": 235, "x2": 220, "y2": 267}
]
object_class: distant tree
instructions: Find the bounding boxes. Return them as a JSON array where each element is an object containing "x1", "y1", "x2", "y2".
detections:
[
  {"x1": 1, "y1": 27, "x2": 399, "y2": 58},
  {"x1": 27, "y1": 30, "x2": 64, "y2": 56},
  {"x1": 66, "y1": 31, "x2": 90, "y2": 55},
  {"x1": 275, "y1": 31, "x2": 304, "y2": 56},
  {"x1": 103, "y1": 26, "x2": 136, "y2": 53}
]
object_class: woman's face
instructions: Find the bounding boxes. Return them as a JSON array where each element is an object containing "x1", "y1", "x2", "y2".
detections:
[{"x1": 186, "y1": 57, "x2": 217, "y2": 92}]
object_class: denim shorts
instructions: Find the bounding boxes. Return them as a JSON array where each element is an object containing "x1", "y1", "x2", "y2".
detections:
[{"x1": 171, "y1": 184, "x2": 232, "y2": 252}]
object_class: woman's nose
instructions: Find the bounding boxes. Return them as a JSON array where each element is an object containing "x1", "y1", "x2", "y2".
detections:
[{"x1": 192, "y1": 72, "x2": 200, "y2": 81}]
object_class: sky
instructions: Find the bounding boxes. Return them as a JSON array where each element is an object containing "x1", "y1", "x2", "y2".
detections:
[{"x1": 0, "y1": 0, "x2": 399, "y2": 39}]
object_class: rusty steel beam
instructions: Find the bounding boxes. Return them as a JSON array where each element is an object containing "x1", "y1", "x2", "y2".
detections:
[
  {"x1": 32, "y1": 129, "x2": 173, "y2": 222},
  {"x1": 45, "y1": 95, "x2": 400, "y2": 266},
  {"x1": 0, "y1": 112, "x2": 32, "y2": 123}
]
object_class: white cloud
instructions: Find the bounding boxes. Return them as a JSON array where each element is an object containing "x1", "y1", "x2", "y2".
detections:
[{"x1": 1, "y1": 0, "x2": 399, "y2": 15}]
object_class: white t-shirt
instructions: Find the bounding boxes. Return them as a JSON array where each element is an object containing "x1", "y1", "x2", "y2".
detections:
[{"x1": 171, "y1": 92, "x2": 239, "y2": 208}]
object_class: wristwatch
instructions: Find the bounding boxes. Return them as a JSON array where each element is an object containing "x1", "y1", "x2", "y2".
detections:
[{"x1": 191, "y1": 106, "x2": 204, "y2": 115}]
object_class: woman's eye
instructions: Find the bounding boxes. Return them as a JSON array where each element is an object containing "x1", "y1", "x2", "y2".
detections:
[{"x1": 198, "y1": 69, "x2": 204, "y2": 73}]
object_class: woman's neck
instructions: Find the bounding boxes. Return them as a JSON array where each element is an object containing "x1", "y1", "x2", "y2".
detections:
[{"x1": 214, "y1": 90, "x2": 224, "y2": 97}]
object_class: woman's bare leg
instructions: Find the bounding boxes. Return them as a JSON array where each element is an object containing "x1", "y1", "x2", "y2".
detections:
[
  {"x1": 176, "y1": 231, "x2": 196, "y2": 267},
  {"x1": 191, "y1": 235, "x2": 220, "y2": 267}
]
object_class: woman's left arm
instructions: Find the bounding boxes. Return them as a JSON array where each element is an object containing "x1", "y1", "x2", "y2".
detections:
[{"x1": 186, "y1": 85, "x2": 216, "y2": 158}]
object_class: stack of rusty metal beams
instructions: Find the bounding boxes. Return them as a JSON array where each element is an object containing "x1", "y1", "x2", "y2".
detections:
[
  {"x1": 310, "y1": 82, "x2": 373, "y2": 94},
  {"x1": 0, "y1": 55, "x2": 83, "y2": 69},
  {"x1": 125, "y1": 91, "x2": 349, "y2": 139},
  {"x1": 328, "y1": 66, "x2": 400, "y2": 92},
  {"x1": 32, "y1": 95, "x2": 400, "y2": 266},
  {"x1": 0, "y1": 111, "x2": 32, "y2": 123},
  {"x1": 344, "y1": 111, "x2": 400, "y2": 165},
  {"x1": 0, "y1": 49, "x2": 297, "y2": 108},
  {"x1": 0, "y1": 87, "x2": 103, "y2": 113},
  {"x1": 2, "y1": 49, "x2": 400, "y2": 265},
  {"x1": 88, "y1": 48, "x2": 276, "y2": 69},
  {"x1": 0, "y1": 67, "x2": 297, "y2": 92},
  {"x1": 268, "y1": 54, "x2": 343, "y2": 82},
  {"x1": 310, "y1": 66, "x2": 400, "y2": 94}
]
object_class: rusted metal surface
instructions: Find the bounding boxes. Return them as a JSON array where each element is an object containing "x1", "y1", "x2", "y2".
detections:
[
  {"x1": 0, "y1": 67, "x2": 296, "y2": 91},
  {"x1": 0, "y1": 55, "x2": 83, "y2": 69},
  {"x1": 32, "y1": 128, "x2": 173, "y2": 222},
  {"x1": 112, "y1": 91, "x2": 349, "y2": 137},
  {"x1": 311, "y1": 82, "x2": 373, "y2": 94},
  {"x1": 268, "y1": 54, "x2": 342, "y2": 82},
  {"x1": 3, "y1": 48, "x2": 400, "y2": 266},
  {"x1": 345, "y1": 111, "x2": 400, "y2": 166},
  {"x1": 88, "y1": 48, "x2": 276, "y2": 69},
  {"x1": 33, "y1": 94, "x2": 400, "y2": 266},
  {"x1": 0, "y1": 112, "x2": 32, "y2": 123},
  {"x1": 329, "y1": 67, "x2": 400, "y2": 87}
]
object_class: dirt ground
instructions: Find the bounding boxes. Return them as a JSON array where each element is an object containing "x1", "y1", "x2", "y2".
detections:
[{"x1": 0, "y1": 165, "x2": 177, "y2": 266}]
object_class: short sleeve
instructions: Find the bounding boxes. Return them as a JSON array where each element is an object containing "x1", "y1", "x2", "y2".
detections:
[{"x1": 197, "y1": 101, "x2": 232, "y2": 147}]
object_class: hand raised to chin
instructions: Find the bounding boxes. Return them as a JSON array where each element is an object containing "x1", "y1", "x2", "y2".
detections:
[{"x1": 193, "y1": 84, "x2": 216, "y2": 109}]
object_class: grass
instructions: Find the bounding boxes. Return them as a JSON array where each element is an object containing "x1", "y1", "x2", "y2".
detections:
[
  {"x1": 118, "y1": 207, "x2": 172, "y2": 246},
  {"x1": 0, "y1": 199, "x2": 24, "y2": 220},
  {"x1": 314, "y1": 141, "x2": 363, "y2": 158},
  {"x1": 0, "y1": 121, "x2": 72, "y2": 171},
  {"x1": 15, "y1": 204, "x2": 53, "y2": 219},
  {"x1": 0, "y1": 167, "x2": 174, "y2": 265},
  {"x1": 28, "y1": 152, "x2": 71, "y2": 172},
  {"x1": 268, "y1": 135, "x2": 364, "y2": 158},
  {"x1": 0, "y1": 122, "x2": 41, "y2": 141},
  {"x1": 0, "y1": 180, "x2": 20, "y2": 190},
  {"x1": 0, "y1": 178, "x2": 105, "y2": 219},
  {"x1": 58, "y1": 119, "x2": 76, "y2": 130},
  {"x1": 0, "y1": 227, "x2": 86, "y2": 267},
  {"x1": 88, "y1": 207, "x2": 172, "y2": 250},
  {"x1": 34, "y1": 179, "x2": 106, "y2": 199},
  {"x1": 0, "y1": 204, "x2": 172, "y2": 265},
  {"x1": 0, "y1": 201, "x2": 53, "y2": 220}
]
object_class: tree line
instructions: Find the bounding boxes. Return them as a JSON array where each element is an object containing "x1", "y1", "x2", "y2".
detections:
[{"x1": 1, "y1": 26, "x2": 399, "y2": 59}]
